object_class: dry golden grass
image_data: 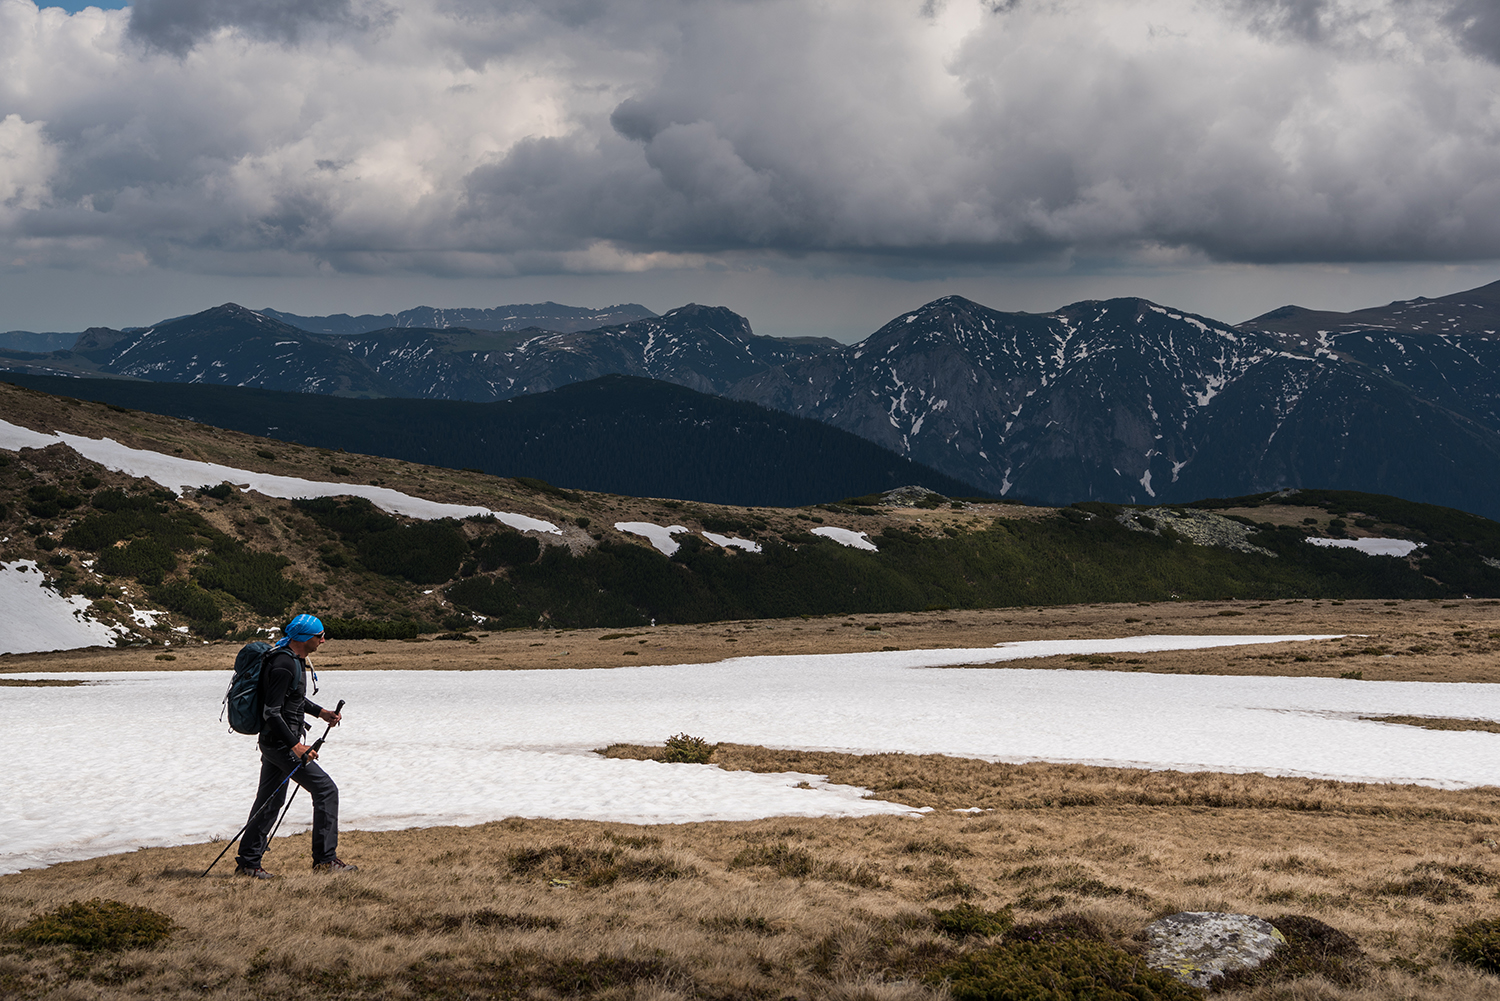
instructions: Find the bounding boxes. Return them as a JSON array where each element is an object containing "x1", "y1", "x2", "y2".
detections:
[{"x1": 7, "y1": 752, "x2": 1500, "y2": 999}]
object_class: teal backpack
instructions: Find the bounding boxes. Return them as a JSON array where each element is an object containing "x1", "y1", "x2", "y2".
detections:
[{"x1": 222, "y1": 641, "x2": 272, "y2": 735}]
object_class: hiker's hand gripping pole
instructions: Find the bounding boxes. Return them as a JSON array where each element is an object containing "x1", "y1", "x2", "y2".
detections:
[
  {"x1": 302, "y1": 699, "x2": 344, "y2": 762},
  {"x1": 201, "y1": 698, "x2": 346, "y2": 878}
]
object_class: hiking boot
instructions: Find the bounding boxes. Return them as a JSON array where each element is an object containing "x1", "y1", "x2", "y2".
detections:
[
  {"x1": 312, "y1": 857, "x2": 359, "y2": 873},
  {"x1": 234, "y1": 864, "x2": 275, "y2": 880}
]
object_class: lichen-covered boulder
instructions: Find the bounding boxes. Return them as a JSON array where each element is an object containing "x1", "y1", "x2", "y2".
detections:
[{"x1": 1146, "y1": 911, "x2": 1286, "y2": 988}]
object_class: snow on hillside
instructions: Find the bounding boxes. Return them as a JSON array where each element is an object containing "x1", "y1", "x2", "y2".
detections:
[
  {"x1": 813, "y1": 526, "x2": 879, "y2": 551},
  {"x1": 0, "y1": 418, "x2": 559, "y2": 534},
  {"x1": 1306, "y1": 537, "x2": 1425, "y2": 557},
  {"x1": 15, "y1": 632, "x2": 1500, "y2": 877},
  {"x1": 0, "y1": 560, "x2": 124, "y2": 654},
  {"x1": 616, "y1": 521, "x2": 689, "y2": 555}
]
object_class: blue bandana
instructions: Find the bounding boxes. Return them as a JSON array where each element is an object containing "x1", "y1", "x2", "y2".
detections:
[{"x1": 274, "y1": 613, "x2": 325, "y2": 649}]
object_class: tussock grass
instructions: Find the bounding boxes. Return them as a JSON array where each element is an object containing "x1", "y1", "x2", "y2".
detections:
[{"x1": 6, "y1": 754, "x2": 1500, "y2": 999}]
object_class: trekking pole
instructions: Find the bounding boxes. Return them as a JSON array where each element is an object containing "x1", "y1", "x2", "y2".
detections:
[{"x1": 202, "y1": 699, "x2": 345, "y2": 878}]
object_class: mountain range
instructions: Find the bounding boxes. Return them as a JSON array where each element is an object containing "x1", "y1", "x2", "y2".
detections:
[{"x1": 3, "y1": 280, "x2": 1497, "y2": 518}]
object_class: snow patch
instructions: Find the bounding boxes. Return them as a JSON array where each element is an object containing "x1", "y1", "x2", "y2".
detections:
[
  {"x1": 702, "y1": 532, "x2": 762, "y2": 553},
  {"x1": 811, "y1": 526, "x2": 878, "y2": 551},
  {"x1": 1306, "y1": 538, "x2": 1425, "y2": 558},
  {"x1": 0, "y1": 561, "x2": 124, "y2": 655},
  {"x1": 615, "y1": 522, "x2": 689, "y2": 555}
]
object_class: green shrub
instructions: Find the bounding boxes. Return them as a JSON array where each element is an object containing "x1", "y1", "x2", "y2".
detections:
[
  {"x1": 357, "y1": 520, "x2": 469, "y2": 583},
  {"x1": 932, "y1": 903, "x2": 1014, "y2": 939},
  {"x1": 149, "y1": 580, "x2": 221, "y2": 622},
  {"x1": 25, "y1": 484, "x2": 82, "y2": 518},
  {"x1": 729, "y1": 843, "x2": 816, "y2": 879},
  {"x1": 11, "y1": 898, "x2": 174, "y2": 952},
  {"x1": 1215, "y1": 914, "x2": 1367, "y2": 990},
  {"x1": 192, "y1": 541, "x2": 301, "y2": 615},
  {"x1": 293, "y1": 496, "x2": 398, "y2": 541},
  {"x1": 1451, "y1": 917, "x2": 1500, "y2": 975},
  {"x1": 506, "y1": 844, "x2": 694, "y2": 887},
  {"x1": 662, "y1": 732, "x2": 715, "y2": 763},
  {"x1": 323, "y1": 618, "x2": 425, "y2": 640},
  {"x1": 192, "y1": 619, "x2": 235, "y2": 640},
  {"x1": 97, "y1": 537, "x2": 177, "y2": 584},
  {"x1": 930, "y1": 939, "x2": 1203, "y2": 1001},
  {"x1": 197, "y1": 483, "x2": 234, "y2": 501},
  {"x1": 476, "y1": 530, "x2": 542, "y2": 570}
]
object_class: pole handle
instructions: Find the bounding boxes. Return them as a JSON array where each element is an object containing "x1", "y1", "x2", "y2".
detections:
[{"x1": 305, "y1": 699, "x2": 346, "y2": 758}]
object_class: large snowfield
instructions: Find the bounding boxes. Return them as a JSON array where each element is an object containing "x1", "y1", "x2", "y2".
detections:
[{"x1": 6, "y1": 633, "x2": 1500, "y2": 876}]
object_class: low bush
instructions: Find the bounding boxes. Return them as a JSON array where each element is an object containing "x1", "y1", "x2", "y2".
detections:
[
  {"x1": 662, "y1": 732, "x2": 716, "y2": 764},
  {"x1": 929, "y1": 939, "x2": 1203, "y2": 1001},
  {"x1": 932, "y1": 903, "x2": 1014, "y2": 939},
  {"x1": 192, "y1": 541, "x2": 302, "y2": 615},
  {"x1": 97, "y1": 537, "x2": 177, "y2": 584},
  {"x1": 505, "y1": 844, "x2": 695, "y2": 887},
  {"x1": 148, "y1": 580, "x2": 221, "y2": 622},
  {"x1": 1213, "y1": 914, "x2": 1367, "y2": 991},
  {"x1": 357, "y1": 520, "x2": 469, "y2": 583},
  {"x1": 323, "y1": 618, "x2": 426, "y2": 641},
  {"x1": 475, "y1": 530, "x2": 541, "y2": 570},
  {"x1": 11, "y1": 898, "x2": 175, "y2": 952},
  {"x1": 1451, "y1": 916, "x2": 1500, "y2": 975}
]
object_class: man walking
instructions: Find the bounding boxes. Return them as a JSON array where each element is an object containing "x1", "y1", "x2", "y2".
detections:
[{"x1": 234, "y1": 614, "x2": 357, "y2": 878}]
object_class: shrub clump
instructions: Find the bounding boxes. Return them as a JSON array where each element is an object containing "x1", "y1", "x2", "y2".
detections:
[
  {"x1": 662, "y1": 732, "x2": 716, "y2": 764},
  {"x1": 931, "y1": 939, "x2": 1203, "y2": 1001},
  {"x1": 505, "y1": 844, "x2": 694, "y2": 887},
  {"x1": 932, "y1": 902, "x2": 1014, "y2": 939},
  {"x1": 322, "y1": 618, "x2": 427, "y2": 641},
  {"x1": 1209, "y1": 914, "x2": 1367, "y2": 991},
  {"x1": 11, "y1": 898, "x2": 175, "y2": 951},
  {"x1": 1451, "y1": 917, "x2": 1500, "y2": 975}
]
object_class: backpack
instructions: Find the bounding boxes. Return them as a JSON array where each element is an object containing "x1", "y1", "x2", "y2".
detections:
[{"x1": 222, "y1": 641, "x2": 272, "y2": 734}]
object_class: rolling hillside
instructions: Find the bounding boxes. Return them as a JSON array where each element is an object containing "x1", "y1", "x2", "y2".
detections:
[
  {"x1": 3, "y1": 381, "x2": 1498, "y2": 651},
  {"x1": 0, "y1": 373, "x2": 987, "y2": 508}
]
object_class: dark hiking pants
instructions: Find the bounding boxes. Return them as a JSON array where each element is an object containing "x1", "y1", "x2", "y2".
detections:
[{"x1": 235, "y1": 747, "x2": 340, "y2": 868}]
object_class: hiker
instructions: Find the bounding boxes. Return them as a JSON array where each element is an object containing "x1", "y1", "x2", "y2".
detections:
[{"x1": 234, "y1": 614, "x2": 357, "y2": 878}]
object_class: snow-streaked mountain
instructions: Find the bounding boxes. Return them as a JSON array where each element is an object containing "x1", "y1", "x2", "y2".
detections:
[
  {"x1": 724, "y1": 294, "x2": 1500, "y2": 515},
  {"x1": 6, "y1": 281, "x2": 1499, "y2": 517},
  {"x1": 329, "y1": 304, "x2": 836, "y2": 401}
]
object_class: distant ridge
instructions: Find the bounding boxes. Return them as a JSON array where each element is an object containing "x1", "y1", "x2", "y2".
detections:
[
  {"x1": 261, "y1": 302, "x2": 658, "y2": 336},
  {"x1": 0, "y1": 372, "x2": 991, "y2": 507}
]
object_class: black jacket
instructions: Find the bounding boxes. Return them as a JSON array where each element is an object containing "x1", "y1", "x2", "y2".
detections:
[{"x1": 258, "y1": 648, "x2": 325, "y2": 751}]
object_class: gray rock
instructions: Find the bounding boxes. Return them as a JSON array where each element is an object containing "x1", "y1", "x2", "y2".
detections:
[{"x1": 1145, "y1": 911, "x2": 1286, "y2": 988}]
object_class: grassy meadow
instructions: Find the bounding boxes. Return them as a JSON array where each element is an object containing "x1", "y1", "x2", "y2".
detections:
[
  {"x1": 5, "y1": 756, "x2": 1500, "y2": 1000},
  {"x1": 5, "y1": 602, "x2": 1500, "y2": 999}
]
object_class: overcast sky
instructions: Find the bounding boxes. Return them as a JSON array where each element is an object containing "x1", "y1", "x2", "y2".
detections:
[{"x1": 2, "y1": 0, "x2": 1498, "y2": 339}]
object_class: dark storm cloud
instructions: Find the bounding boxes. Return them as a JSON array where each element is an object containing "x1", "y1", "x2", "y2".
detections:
[
  {"x1": 127, "y1": 0, "x2": 367, "y2": 54},
  {"x1": 1445, "y1": 0, "x2": 1500, "y2": 61},
  {"x1": 4, "y1": 0, "x2": 1500, "y2": 279}
]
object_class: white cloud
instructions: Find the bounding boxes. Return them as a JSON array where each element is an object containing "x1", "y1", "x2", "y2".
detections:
[{"x1": 1, "y1": 0, "x2": 1498, "y2": 283}]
